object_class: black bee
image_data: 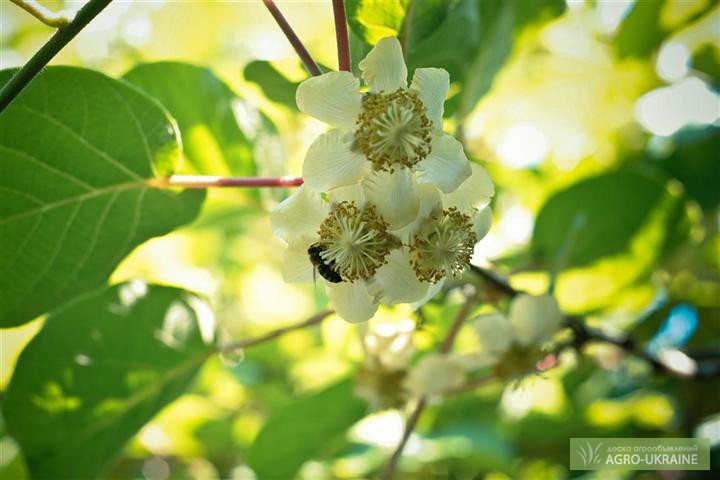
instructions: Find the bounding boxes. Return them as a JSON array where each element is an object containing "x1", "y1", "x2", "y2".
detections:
[{"x1": 308, "y1": 243, "x2": 343, "y2": 283}]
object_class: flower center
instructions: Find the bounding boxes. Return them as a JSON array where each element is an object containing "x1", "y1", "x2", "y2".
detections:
[
  {"x1": 317, "y1": 201, "x2": 400, "y2": 281},
  {"x1": 355, "y1": 89, "x2": 432, "y2": 172},
  {"x1": 409, "y1": 208, "x2": 477, "y2": 283}
]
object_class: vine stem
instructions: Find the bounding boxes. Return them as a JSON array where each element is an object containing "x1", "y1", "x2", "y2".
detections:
[
  {"x1": 0, "y1": 0, "x2": 112, "y2": 114},
  {"x1": 262, "y1": 0, "x2": 322, "y2": 77},
  {"x1": 218, "y1": 310, "x2": 332, "y2": 353},
  {"x1": 154, "y1": 175, "x2": 303, "y2": 189},
  {"x1": 331, "y1": 0, "x2": 351, "y2": 71},
  {"x1": 380, "y1": 289, "x2": 477, "y2": 480},
  {"x1": 11, "y1": 0, "x2": 72, "y2": 28}
]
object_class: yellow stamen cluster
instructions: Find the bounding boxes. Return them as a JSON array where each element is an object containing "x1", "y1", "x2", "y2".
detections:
[
  {"x1": 317, "y1": 201, "x2": 401, "y2": 281},
  {"x1": 409, "y1": 208, "x2": 477, "y2": 283},
  {"x1": 355, "y1": 89, "x2": 432, "y2": 172}
]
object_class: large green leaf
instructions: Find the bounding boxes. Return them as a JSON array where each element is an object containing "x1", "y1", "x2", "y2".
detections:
[
  {"x1": 2, "y1": 283, "x2": 215, "y2": 479},
  {"x1": 123, "y1": 62, "x2": 258, "y2": 176},
  {"x1": 614, "y1": 0, "x2": 667, "y2": 59},
  {"x1": 455, "y1": 0, "x2": 565, "y2": 118},
  {"x1": 532, "y1": 169, "x2": 693, "y2": 269},
  {"x1": 244, "y1": 60, "x2": 299, "y2": 109},
  {"x1": 248, "y1": 379, "x2": 367, "y2": 480},
  {"x1": 0, "y1": 66, "x2": 205, "y2": 328},
  {"x1": 346, "y1": 0, "x2": 451, "y2": 46}
]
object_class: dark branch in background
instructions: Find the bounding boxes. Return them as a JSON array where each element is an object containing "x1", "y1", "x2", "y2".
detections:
[
  {"x1": 470, "y1": 265, "x2": 720, "y2": 379},
  {"x1": 261, "y1": 0, "x2": 322, "y2": 77},
  {"x1": 331, "y1": 0, "x2": 351, "y2": 72},
  {"x1": 381, "y1": 290, "x2": 478, "y2": 480},
  {"x1": 0, "y1": 0, "x2": 112, "y2": 114},
  {"x1": 218, "y1": 310, "x2": 332, "y2": 353}
]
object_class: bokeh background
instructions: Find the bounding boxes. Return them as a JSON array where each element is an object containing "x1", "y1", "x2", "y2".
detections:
[{"x1": 1, "y1": 0, "x2": 719, "y2": 479}]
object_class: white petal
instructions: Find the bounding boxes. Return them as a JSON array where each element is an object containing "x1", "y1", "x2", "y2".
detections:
[
  {"x1": 362, "y1": 168, "x2": 419, "y2": 229},
  {"x1": 359, "y1": 37, "x2": 407, "y2": 93},
  {"x1": 270, "y1": 186, "x2": 327, "y2": 243},
  {"x1": 453, "y1": 352, "x2": 501, "y2": 371},
  {"x1": 509, "y1": 294, "x2": 564, "y2": 347},
  {"x1": 303, "y1": 130, "x2": 370, "y2": 192},
  {"x1": 282, "y1": 237, "x2": 315, "y2": 283},
  {"x1": 471, "y1": 312, "x2": 513, "y2": 357},
  {"x1": 444, "y1": 163, "x2": 495, "y2": 211},
  {"x1": 472, "y1": 206, "x2": 493, "y2": 240},
  {"x1": 392, "y1": 183, "x2": 441, "y2": 242},
  {"x1": 417, "y1": 134, "x2": 471, "y2": 193},
  {"x1": 296, "y1": 71, "x2": 362, "y2": 129},
  {"x1": 403, "y1": 353, "x2": 466, "y2": 398},
  {"x1": 369, "y1": 248, "x2": 429, "y2": 304},
  {"x1": 410, "y1": 68, "x2": 449, "y2": 132},
  {"x1": 327, "y1": 183, "x2": 366, "y2": 205},
  {"x1": 411, "y1": 277, "x2": 445, "y2": 310},
  {"x1": 326, "y1": 281, "x2": 378, "y2": 323}
]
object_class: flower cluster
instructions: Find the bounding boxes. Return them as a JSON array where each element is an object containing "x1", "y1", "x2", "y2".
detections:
[{"x1": 271, "y1": 37, "x2": 494, "y2": 323}]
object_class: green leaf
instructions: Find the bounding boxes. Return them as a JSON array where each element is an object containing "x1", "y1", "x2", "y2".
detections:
[
  {"x1": 248, "y1": 379, "x2": 367, "y2": 480},
  {"x1": 346, "y1": 0, "x2": 406, "y2": 44},
  {"x1": 244, "y1": 60, "x2": 299, "y2": 109},
  {"x1": 532, "y1": 169, "x2": 693, "y2": 269},
  {"x1": 0, "y1": 66, "x2": 205, "y2": 328},
  {"x1": 2, "y1": 282, "x2": 215, "y2": 479},
  {"x1": 456, "y1": 0, "x2": 565, "y2": 118},
  {"x1": 123, "y1": 62, "x2": 257, "y2": 176},
  {"x1": 614, "y1": 0, "x2": 667, "y2": 58},
  {"x1": 346, "y1": 0, "x2": 451, "y2": 46}
]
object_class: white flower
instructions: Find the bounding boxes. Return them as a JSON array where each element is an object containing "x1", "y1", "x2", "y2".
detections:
[
  {"x1": 270, "y1": 185, "x2": 432, "y2": 323},
  {"x1": 403, "y1": 353, "x2": 466, "y2": 398},
  {"x1": 296, "y1": 37, "x2": 471, "y2": 196},
  {"x1": 372, "y1": 163, "x2": 495, "y2": 306},
  {"x1": 363, "y1": 319, "x2": 415, "y2": 371},
  {"x1": 468, "y1": 294, "x2": 564, "y2": 368}
]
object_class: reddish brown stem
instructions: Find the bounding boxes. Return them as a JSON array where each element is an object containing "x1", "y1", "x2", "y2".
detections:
[
  {"x1": 332, "y1": 0, "x2": 351, "y2": 71},
  {"x1": 262, "y1": 0, "x2": 322, "y2": 76},
  {"x1": 155, "y1": 175, "x2": 303, "y2": 189}
]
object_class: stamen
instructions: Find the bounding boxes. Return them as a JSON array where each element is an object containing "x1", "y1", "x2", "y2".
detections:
[
  {"x1": 317, "y1": 201, "x2": 401, "y2": 281},
  {"x1": 409, "y1": 208, "x2": 477, "y2": 283},
  {"x1": 355, "y1": 89, "x2": 432, "y2": 172}
]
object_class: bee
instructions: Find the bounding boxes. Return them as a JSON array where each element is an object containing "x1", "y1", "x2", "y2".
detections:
[{"x1": 307, "y1": 243, "x2": 343, "y2": 283}]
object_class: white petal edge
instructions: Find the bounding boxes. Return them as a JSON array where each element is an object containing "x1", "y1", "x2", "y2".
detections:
[
  {"x1": 393, "y1": 183, "x2": 441, "y2": 242},
  {"x1": 282, "y1": 236, "x2": 315, "y2": 283},
  {"x1": 410, "y1": 67, "x2": 449, "y2": 132},
  {"x1": 509, "y1": 294, "x2": 564, "y2": 347},
  {"x1": 359, "y1": 37, "x2": 407, "y2": 93},
  {"x1": 270, "y1": 186, "x2": 327, "y2": 243},
  {"x1": 296, "y1": 71, "x2": 362, "y2": 130},
  {"x1": 444, "y1": 163, "x2": 495, "y2": 211},
  {"x1": 303, "y1": 130, "x2": 370, "y2": 192},
  {"x1": 411, "y1": 277, "x2": 445, "y2": 310},
  {"x1": 326, "y1": 281, "x2": 379, "y2": 323},
  {"x1": 362, "y1": 168, "x2": 419, "y2": 230},
  {"x1": 417, "y1": 134, "x2": 472, "y2": 193},
  {"x1": 369, "y1": 248, "x2": 430, "y2": 304},
  {"x1": 472, "y1": 206, "x2": 493, "y2": 241},
  {"x1": 327, "y1": 182, "x2": 366, "y2": 205}
]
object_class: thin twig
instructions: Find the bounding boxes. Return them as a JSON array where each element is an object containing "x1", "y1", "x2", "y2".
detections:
[
  {"x1": 331, "y1": 0, "x2": 351, "y2": 71},
  {"x1": 262, "y1": 0, "x2": 322, "y2": 77},
  {"x1": 154, "y1": 175, "x2": 304, "y2": 189},
  {"x1": 218, "y1": 310, "x2": 332, "y2": 354},
  {"x1": 10, "y1": 0, "x2": 72, "y2": 28},
  {"x1": 381, "y1": 291, "x2": 477, "y2": 480},
  {"x1": 0, "y1": 0, "x2": 112, "y2": 114},
  {"x1": 469, "y1": 265, "x2": 519, "y2": 297}
]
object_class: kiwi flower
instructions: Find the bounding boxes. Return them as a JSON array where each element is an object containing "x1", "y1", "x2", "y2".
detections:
[
  {"x1": 296, "y1": 37, "x2": 472, "y2": 209},
  {"x1": 270, "y1": 184, "x2": 431, "y2": 323}
]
